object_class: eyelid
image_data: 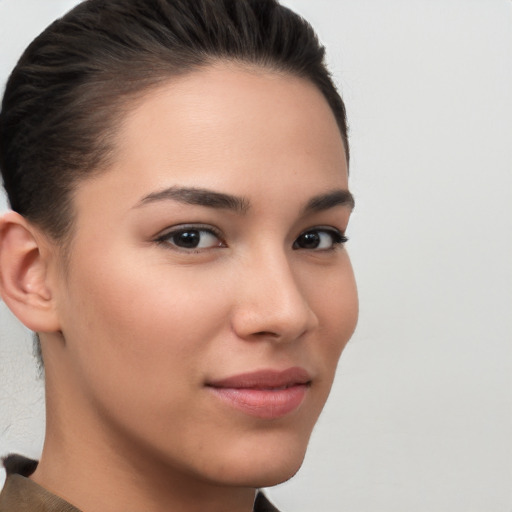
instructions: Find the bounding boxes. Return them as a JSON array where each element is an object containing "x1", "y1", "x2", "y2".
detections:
[
  {"x1": 155, "y1": 223, "x2": 223, "y2": 238},
  {"x1": 293, "y1": 226, "x2": 348, "y2": 251},
  {"x1": 154, "y1": 223, "x2": 226, "y2": 250}
]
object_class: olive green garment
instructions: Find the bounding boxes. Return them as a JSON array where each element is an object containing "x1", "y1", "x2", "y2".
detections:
[{"x1": 0, "y1": 455, "x2": 280, "y2": 512}]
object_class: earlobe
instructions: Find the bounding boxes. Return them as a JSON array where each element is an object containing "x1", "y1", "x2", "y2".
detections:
[{"x1": 0, "y1": 211, "x2": 61, "y2": 332}]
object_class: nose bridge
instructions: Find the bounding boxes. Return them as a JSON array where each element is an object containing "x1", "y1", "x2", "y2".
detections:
[{"x1": 232, "y1": 246, "x2": 318, "y2": 341}]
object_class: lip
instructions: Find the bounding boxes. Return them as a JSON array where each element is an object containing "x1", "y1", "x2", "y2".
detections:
[{"x1": 206, "y1": 367, "x2": 311, "y2": 419}]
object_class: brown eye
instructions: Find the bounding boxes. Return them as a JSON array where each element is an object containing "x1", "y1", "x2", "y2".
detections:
[
  {"x1": 157, "y1": 226, "x2": 224, "y2": 250},
  {"x1": 172, "y1": 230, "x2": 203, "y2": 248},
  {"x1": 293, "y1": 229, "x2": 347, "y2": 250}
]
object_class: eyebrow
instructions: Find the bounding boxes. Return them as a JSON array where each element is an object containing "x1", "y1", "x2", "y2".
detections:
[
  {"x1": 135, "y1": 185, "x2": 354, "y2": 214},
  {"x1": 304, "y1": 189, "x2": 355, "y2": 213},
  {"x1": 136, "y1": 186, "x2": 250, "y2": 213}
]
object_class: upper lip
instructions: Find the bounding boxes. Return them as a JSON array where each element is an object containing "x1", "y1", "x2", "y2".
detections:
[{"x1": 207, "y1": 367, "x2": 312, "y2": 389}]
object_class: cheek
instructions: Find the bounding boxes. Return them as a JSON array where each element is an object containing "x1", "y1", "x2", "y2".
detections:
[
  {"x1": 59, "y1": 252, "x2": 232, "y2": 401},
  {"x1": 303, "y1": 254, "x2": 358, "y2": 365},
  {"x1": 309, "y1": 254, "x2": 357, "y2": 319}
]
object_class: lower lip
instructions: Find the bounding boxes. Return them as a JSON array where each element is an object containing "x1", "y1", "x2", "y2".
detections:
[{"x1": 207, "y1": 384, "x2": 309, "y2": 419}]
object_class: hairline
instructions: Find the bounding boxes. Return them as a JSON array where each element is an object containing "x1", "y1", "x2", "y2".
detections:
[{"x1": 48, "y1": 58, "x2": 350, "y2": 264}]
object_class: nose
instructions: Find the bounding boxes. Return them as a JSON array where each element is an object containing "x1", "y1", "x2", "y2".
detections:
[{"x1": 231, "y1": 252, "x2": 319, "y2": 343}]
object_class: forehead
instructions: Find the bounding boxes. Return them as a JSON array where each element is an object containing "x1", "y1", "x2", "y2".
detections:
[{"x1": 73, "y1": 63, "x2": 348, "y2": 218}]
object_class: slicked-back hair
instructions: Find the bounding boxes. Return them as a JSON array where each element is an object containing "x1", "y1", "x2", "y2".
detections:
[{"x1": 0, "y1": 0, "x2": 349, "y2": 242}]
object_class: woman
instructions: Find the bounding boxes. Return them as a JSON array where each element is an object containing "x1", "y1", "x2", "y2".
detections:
[{"x1": 0, "y1": 0, "x2": 357, "y2": 510}]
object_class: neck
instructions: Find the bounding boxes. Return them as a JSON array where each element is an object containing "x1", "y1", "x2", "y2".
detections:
[
  {"x1": 32, "y1": 432, "x2": 257, "y2": 512},
  {"x1": 33, "y1": 350, "x2": 257, "y2": 512}
]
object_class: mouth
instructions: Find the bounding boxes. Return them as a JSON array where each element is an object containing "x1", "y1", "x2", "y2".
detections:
[{"x1": 206, "y1": 367, "x2": 312, "y2": 419}]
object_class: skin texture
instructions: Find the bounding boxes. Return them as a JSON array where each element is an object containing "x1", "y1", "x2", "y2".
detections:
[{"x1": 0, "y1": 64, "x2": 358, "y2": 512}]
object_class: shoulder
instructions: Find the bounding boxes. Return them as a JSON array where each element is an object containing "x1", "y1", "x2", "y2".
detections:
[{"x1": 0, "y1": 454, "x2": 80, "y2": 512}]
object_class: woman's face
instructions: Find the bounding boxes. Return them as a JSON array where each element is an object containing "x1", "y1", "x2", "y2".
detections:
[{"x1": 47, "y1": 64, "x2": 358, "y2": 488}]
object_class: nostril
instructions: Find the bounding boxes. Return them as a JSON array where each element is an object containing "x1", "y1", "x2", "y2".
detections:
[{"x1": 253, "y1": 331, "x2": 279, "y2": 337}]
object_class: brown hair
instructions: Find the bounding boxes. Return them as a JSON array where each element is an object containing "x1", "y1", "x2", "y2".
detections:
[{"x1": 0, "y1": 0, "x2": 348, "y2": 243}]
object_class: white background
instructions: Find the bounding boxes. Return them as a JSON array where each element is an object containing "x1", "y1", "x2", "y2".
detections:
[{"x1": 1, "y1": 1, "x2": 511, "y2": 511}]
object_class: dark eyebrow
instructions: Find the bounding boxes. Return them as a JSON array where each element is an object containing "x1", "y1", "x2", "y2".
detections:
[
  {"x1": 135, "y1": 186, "x2": 250, "y2": 213},
  {"x1": 304, "y1": 189, "x2": 355, "y2": 213}
]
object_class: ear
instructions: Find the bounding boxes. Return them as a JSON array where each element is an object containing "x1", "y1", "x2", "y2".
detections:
[{"x1": 0, "y1": 211, "x2": 61, "y2": 332}]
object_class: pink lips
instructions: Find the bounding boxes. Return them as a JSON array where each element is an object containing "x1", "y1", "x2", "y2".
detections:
[{"x1": 206, "y1": 367, "x2": 311, "y2": 419}]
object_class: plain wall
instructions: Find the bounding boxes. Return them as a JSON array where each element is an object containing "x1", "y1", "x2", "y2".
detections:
[{"x1": 1, "y1": 1, "x2": 511, "y2": 511}]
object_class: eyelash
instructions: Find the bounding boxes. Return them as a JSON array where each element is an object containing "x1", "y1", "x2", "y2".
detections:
[
  {"x1": 155, "y1": 224, "x2": 225, "y2": 253},
  {"x1": 154, "y1": 225, "x2": 348, "y2": 253},
  {"x1": 293, "y1": 227, "x2": 348, "y2": 251}
]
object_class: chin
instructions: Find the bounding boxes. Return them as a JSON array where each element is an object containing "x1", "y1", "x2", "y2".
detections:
[
  {"x1": 245, "y1": 460, "x2": 304, "y2": 488},
  {"x1": 217, "y1": 458, "x2": 305, "y2": 489},
  {"x1": 205, "y1": 434, "x2": 310, "y2": 488}
]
